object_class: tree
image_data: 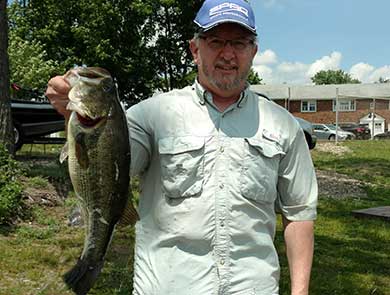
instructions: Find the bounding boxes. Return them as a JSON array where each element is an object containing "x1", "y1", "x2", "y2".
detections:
[
  {"x1": 8, "y1": 35, "x2": 64, "y2": 97},
  {"x1": 247, "y1": 68, "x2": 263, "y2": 85},
  {"x1": 8, "y1": 0, "x2": 204, "y2": 104},
  {"x1": 0, "y1": 0, "x2": 15, "y2": 154},
  {"x1": 311, "y1": 69, "x2": 360, "y2": 85},
  {"x1": 8, "y1": 0, "x2": 155, "y2": 102},
  {"x1": 378, "y1": 77, "x2": 390, "y2": 83},
  {"x1": 148, "y1": 0, "x2": 203, "y2": 92}
]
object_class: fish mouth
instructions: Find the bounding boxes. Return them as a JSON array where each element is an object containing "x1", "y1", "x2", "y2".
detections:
[
  {"x1": 76, "y1": 113, "x2": 105, "y2": 128},
  {"x1": 67, "y1": 102, "x2": 106, "y2": 128}
]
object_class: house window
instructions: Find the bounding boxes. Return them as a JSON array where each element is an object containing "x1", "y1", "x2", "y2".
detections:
[
  {"x1": 301, "y1": 100, "x2": 316, "y2": 112},
  {"x1": 333, "y1": 99, "x2": 355, "y2": 111}
]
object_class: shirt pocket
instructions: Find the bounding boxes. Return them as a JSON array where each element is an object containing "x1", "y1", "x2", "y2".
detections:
[
  {"x1": 158, "y1": 136, "x2": 205, "y2": 198},
  {"x1": 240, "y1": 137, "x2": 285, "y2": 204}
]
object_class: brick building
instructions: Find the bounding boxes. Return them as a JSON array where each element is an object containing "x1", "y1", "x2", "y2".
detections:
[{"x1": 250, "y1": 83, "x2": 390, "y2": 135}]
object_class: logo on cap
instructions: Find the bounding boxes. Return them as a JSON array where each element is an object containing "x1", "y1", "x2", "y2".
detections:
[{"x1": 209, "y1": 3, "x2": 249, "y2": 18}]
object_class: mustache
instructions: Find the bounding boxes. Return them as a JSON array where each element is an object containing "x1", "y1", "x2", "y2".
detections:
[{"x1": 215, "y1": 60, "x2": 238, "y2": 69}]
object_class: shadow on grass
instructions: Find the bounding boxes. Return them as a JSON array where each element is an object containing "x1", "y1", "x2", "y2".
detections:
[{"x1": 0, "y1": 224, "x2": 16, "y2": 236}]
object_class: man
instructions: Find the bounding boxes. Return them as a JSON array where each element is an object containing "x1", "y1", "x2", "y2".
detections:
[{"x1": 46, "y1": 0, "x2": 317, "y2": 294}]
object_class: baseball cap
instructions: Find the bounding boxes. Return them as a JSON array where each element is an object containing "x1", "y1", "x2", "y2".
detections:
[{"x1": 194, "y1": 0, "x2": 256, "y2": 35}]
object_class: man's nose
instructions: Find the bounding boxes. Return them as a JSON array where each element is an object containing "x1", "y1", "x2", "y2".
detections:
[{"x1": 219, "y1": 41, "x2": 236, "y2": 59}]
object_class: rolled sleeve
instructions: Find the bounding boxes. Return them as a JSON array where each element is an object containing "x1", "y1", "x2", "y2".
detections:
[{"x1": 276, "y1": 129, "x2": 318, "y2": 221}]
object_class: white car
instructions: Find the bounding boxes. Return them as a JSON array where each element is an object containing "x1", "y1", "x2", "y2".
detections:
[{"x1": 313, "y1": 124, "x2": 356, "y2": 140}]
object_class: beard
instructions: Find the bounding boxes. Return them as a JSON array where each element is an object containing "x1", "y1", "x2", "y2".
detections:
[{"x1": 201, "y1": 59, "x2": 252, "y2": 91}]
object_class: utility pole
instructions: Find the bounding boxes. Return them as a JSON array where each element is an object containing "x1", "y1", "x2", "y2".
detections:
[
  {"x1": 371, "y1": 98, "x2": 376, "y2": 140},
  {"x1": 335, "y1": 88, "x2": 339, "y2": 144}
]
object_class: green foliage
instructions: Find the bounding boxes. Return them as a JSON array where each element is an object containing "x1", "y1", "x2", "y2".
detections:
[
  {"x1": 7, "y1": 0, "x2": 203, "y2": 104},
  {"x1": 0, "y1": 144, "x2": 23, "y2": 224},
  {"x1": 377, "y1": 77, "x2": 390, "y2": 83},
  {"x1": 311, "y1": 69, "x2": 360, "y2": 85},
  {"x1": 8, "y1": 34, "x2": 64, "y2": 94},
  {"x1": 247, "y1": 68, "x2": 263, "y2": 85},
  {"x1": 148, "y1": 1, "x2": 203, "y2": 92},
  {"x1": 26, "y1": 176, "x2": 49, "y2": 189}
]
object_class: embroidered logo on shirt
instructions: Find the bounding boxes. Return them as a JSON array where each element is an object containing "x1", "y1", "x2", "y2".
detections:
[{"x1": 262, "y1": 129, "x2": 280, "y2": 142}]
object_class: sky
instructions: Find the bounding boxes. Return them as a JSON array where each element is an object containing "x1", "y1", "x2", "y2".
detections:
[{"x1": 250, "y1": 0, "x2": 390, "y2": 85}]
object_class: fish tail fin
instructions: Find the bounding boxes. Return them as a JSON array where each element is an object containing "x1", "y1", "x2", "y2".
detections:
[
  {"x1": 118, "y1": 201, "x2": 139, "y2": 227},
  {"x1": 63, "y1": 258, "x2": 104, "y2": 295}
]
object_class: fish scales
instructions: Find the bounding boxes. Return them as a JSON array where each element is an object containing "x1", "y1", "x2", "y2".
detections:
[{"x1": 62, "y1": 67, "x2": 137, "y2": 295}]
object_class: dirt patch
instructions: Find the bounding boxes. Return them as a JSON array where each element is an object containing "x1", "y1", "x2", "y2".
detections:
[
  {"x1": 316, "y1": 169, "x2": 367, "y2": 199},
  {"x1": 21, "y1": 177, "x2": 63, "y2": 207},
  {"x1": 315, "y1": 142, "x2": 352, "y2": 156}
]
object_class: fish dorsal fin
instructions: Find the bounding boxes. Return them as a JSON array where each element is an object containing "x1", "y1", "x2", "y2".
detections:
[
  {"x1": 60, "y1": 142, "x2": 69, "y2": 163},
  {"x1": 118, "y1": 199, "x2": 139, "y2": 227}
]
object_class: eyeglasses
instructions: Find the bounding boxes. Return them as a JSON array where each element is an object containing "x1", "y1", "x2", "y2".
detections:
[{"x1": 198, "y1": 35, "x2": 255, "y2": 51}]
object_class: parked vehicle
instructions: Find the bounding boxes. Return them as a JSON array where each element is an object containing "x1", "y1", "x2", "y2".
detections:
[
  {"x1": 313, "y1": 124, "x2": 355, "y2": 140},
  {"x1": 295, "y1": 117, "x2": 317, "y2": 149},
  {"x1": 373, "y1": 131, "x2": 390, "y2": 140},
  {"x1": 11, "y1": 99, "x2": 65, "y2": 150},
  {"x1": 338, "y1": 122, "x2": 371, "y2": 139}
]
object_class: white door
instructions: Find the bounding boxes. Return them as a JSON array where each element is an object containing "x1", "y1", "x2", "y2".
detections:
[{"x1": 374, "y1": 122, "x2": 384, "y2": 134}]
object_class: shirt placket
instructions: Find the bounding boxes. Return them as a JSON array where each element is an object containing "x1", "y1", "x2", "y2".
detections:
[{"x1": 214, "y1": 111, "x2": 233, "y2": 295}]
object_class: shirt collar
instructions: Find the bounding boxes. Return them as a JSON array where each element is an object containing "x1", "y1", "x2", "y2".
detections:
[{"x1": 194, "y1": 79, "x2": 251, "y2": 108}]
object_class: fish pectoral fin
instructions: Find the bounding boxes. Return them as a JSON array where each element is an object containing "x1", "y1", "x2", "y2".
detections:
[
  {"x1": 75, "y1": 133, "x2": 89, "y2": 169},
  {"x1": 60, "y1": 142, "x2": 69, "y2": 163},
  {"x1": 118, "y1": 201, "x2": 139, "y2": 227}
]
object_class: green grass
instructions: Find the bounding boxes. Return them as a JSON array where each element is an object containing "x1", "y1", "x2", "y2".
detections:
[
  {"x1": 312, "y1": 141, "x2": 390, "y2": 187},
  {"x1": 1, "y1": 141, "x2": 390, "y2": 294},
  {"x1": 278, "y1": 141, "x2": 390, "y2": 294}
]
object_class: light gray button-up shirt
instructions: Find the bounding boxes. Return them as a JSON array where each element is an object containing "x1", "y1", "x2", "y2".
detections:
[{"x1": 127, "y1": 80, "x2": 317, "y2": 295}]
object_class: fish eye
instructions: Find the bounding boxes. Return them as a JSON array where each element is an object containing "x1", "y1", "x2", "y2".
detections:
[{"x1": 101, "y1": 79, "x2": 113, "y2": 92}]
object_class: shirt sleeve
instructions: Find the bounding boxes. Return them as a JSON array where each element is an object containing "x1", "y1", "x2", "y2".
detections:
[
  {"x1": 126, "y1": 102, "x2": 153, "y2": 177},
  {"x1": 276, "y1": 128, "x2": 318, "y2": 221}
]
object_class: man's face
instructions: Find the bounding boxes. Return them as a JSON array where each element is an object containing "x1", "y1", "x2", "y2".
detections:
[{"x1": 190, "y1": 23, "x2": 257, "y2": 98}]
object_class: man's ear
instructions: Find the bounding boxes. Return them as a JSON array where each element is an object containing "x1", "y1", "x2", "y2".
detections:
[
  {"x1": 189, "y1": 39, "x2": 199, "y2": 65},
  {"x1": 251, "y1": 43, "x2": 258, "y2": 60}
]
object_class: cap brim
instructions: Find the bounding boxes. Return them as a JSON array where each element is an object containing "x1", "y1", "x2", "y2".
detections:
[{"x1": 194, "y1": 20, "x2": 257, "y2": 35}]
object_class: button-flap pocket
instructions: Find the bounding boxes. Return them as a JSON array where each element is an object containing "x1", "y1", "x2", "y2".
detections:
[
  {"x1": 159, "y1": 136, "x2": 204, "y2": 154},
  {"x1": 241, "y1": 137, "x2": 284, "y2": 204},
  {"x1": 158, "y1": 136, "x2": 205, "y2": 198},
  {"x1": 245, "y1": 137, "x2": 285, "y2": 158}
]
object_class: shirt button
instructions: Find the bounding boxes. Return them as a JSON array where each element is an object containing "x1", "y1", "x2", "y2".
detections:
[
  {"x1": 220, "y1": 221, "x2": 224, "y2": 227},
  {"x1": 219, "y1": 184, "x2": 224, "y2": 189},
  {"x1": 220, "y1": 259, "x2": 225, "y2": 265},
  {"x1": 220, "y1": 146, "x2": 224, "y2": 153}
]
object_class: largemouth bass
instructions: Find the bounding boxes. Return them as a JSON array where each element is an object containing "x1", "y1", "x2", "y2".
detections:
[{"x1": 61, "y1": 67, "x2": 138, "y2": 295}]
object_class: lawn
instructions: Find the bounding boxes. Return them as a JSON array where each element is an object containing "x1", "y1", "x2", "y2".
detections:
[{"x1": 0, "y1": 141, "x2": 389, "y2": 294}]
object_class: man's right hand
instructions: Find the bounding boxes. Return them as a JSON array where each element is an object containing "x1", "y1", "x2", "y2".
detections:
[{"x1": 45, "y1": 75, "x2": 72, "y2": 121}]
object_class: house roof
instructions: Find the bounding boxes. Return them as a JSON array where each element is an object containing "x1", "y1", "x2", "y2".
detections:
[{"x1": 250, "y1": 83, "x2": 390, "y2": 100}]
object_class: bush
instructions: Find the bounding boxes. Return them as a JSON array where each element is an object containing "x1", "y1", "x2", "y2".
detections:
[{"x1": 0, "y1": 144, "x2": 23, "y2": 224}]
